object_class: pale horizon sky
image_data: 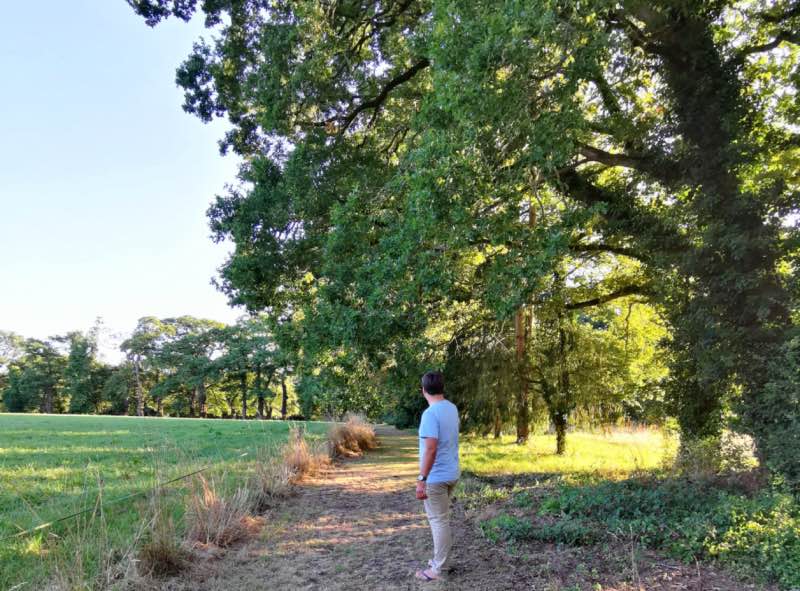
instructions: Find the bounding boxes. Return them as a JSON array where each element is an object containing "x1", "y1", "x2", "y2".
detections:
[{"x1": 0, "y1": 2, "x2": 244, "y2": 359}]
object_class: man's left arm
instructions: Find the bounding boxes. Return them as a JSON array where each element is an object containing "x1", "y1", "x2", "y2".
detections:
[{"x1": 417, "y1": 437, "x2": 438, "y2": 498}]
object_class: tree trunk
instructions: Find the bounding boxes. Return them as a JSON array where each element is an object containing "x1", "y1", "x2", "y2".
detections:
[
  {"x1": 240, "y1": 373, "x2": 248, "y2": 419},
  {"x1": 189, "y1": 387, "x2": 196, "y2": 418},
  {"x1": 514, "y1": 201, "x2": 536, "y2": 444},
  {"x1": 154, "y1": 369, "x2": 163, "y2": 416},
  {"x1": 515, "y1": 308, "x2": 530, "y2": 444},
  {"x1": 635, "y1": 6, "x2": 794, "y2": 478},
  {"x1": 554, "y1": 412, "x2": 567, "y2": 455},
  {"x1": 493, "y1": 409, "x2": 502, "y2": 439},
  {"x1": 133, "y1": 355, "x2": 144, "y2": 417},
  {"x1": 280, "y1": 375, "x2": 288, "y2": 420},
  {"x1": 556, "y1": 315, "x2": 571, "y2": 455},
  {"x1": 40, "y1": 387, "x2": 54, "y2": 414},
  {"x1": 255, "y1": 365, "x2": 264, "y2": 419},
  {"x1": 197, "y1": 382, "x2": 207, "y2": 418}
]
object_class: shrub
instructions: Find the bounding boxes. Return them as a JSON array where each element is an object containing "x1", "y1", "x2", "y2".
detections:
[
  {"x1": 480, "y1": 514, "x2": 535, "y2": 543},
  {"x1": 761, "y1": 336, "x2": 800, "y2": 492},
  {"x1": 673, "y1": 431, "x2": 757, "y2": 479},
  {"x1": 539, "y1": 478, "x2": 800, "y2": 588}
]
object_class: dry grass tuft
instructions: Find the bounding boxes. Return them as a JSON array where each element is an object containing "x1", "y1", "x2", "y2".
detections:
[
  {"x1": 185, "y1": 475, "x2": 253, "y2": 548},
  {"x1": 250, "y1": 452, "x2": 294, "y2": 512},
  {"x1": 283, "y1": 425, "x2": 330, "y2": 482},
  {"x1": 138, "y1": 490, "x2": 187, "y2": 578},
  {"x1": 328, "y1": 415, "x2": 378, "y2": 459}
]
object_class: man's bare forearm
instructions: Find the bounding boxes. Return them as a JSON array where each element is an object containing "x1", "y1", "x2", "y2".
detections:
[{"x1": 420, "y1": 447, "x2": 436, "y2": 477}]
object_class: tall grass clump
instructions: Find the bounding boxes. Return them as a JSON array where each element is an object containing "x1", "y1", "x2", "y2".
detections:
[
  {"x1": 249, "y1": 449, "x2": 294, "y2": 512},
  {"x1": 328, "y1": 415, "x2": 378, "y2": 459},
  {"x1": 46, "y1": 491, "x2": 142, "y2": 591},
  {"x1": 138, "y1": 487, "x2": 186, "y2": 577},
  {"x1": 283, "y1": 425, "x2": 330, "y2": 481},
  {"x1": 185, "y1": 475, "x2": 253, "y2": 548}
]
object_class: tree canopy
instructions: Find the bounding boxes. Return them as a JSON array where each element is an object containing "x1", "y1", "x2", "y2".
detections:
[{"x1": 125, "y1": 0, "x2": 800, "y2": 483}]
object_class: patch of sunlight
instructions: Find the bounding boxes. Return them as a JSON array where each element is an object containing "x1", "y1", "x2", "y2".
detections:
[
  {"x1": 24, "y1": 535, "x2": 44, "y2": 556},
  {"x1": 461, "y1": 428, "x2": 677, "y2": 479}
]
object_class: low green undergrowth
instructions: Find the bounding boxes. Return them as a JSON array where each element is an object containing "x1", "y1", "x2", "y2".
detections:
[{"x1": 480, "y1": 476, "x2": 800, "y2": 588}]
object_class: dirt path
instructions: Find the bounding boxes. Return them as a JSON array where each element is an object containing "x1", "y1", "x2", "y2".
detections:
[{"x1": 156, "y1": 427, "x2": 772, "y2": 591}]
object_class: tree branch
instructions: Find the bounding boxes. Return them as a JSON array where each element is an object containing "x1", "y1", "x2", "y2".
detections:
[
  {"x1": 568, "y1": 242, "x2": 646, "y2": 261},
  {"x1": 333, "y1": 58, "x2": 430, "y2": 133},
  {"x1": 565, "y1": 284, "x2": 650, "y2": 310},
  {"x1": 740, "y1": 30, "x2": 800, "y2": 55},
  {"x1": 757, "y1": 2, "x2": 800, "y2": 24},
  {"x1": 578, "y1": 143, "x2": 646, "y2": 170},
  {"x1": 577, "y1": 143, "x2": 682, "y2": 187}
]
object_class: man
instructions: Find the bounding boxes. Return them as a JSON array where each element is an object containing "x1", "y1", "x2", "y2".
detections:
[{"x1": 415, "y1": 370, "x2": 460, "y2": 582}]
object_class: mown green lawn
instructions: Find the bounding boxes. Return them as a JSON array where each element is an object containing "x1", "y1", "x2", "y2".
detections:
[{"x1": 0, "y1": 413, "x2": 330, "y2": 590}]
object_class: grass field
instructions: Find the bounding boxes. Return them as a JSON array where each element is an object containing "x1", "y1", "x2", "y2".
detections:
[
  {"x1": 0, "y1": 413, "x2": 330, "y2": 590},
  {"x1": 461, "y1": 427, "x2": 677, "y2": 479}
]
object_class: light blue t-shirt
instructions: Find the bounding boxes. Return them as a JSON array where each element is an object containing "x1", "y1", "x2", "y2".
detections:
[{"x1": 419, "y1": 399, "x2": 460, "y2": 484}]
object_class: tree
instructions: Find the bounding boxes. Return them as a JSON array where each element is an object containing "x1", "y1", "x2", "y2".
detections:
[
  {"x1": 131, "y1": 1, "x2": 800, "y2": 478},
  {"x1": 3, "y1": 338, "x2": 66, "y2": 413},
  {"x1": 154, "y1": 317, "x2": 224, "y2": 417},
  {"x1": 216, "y1": 316, "x2": 279, "y2": 419},
  {"x1": 63, "y1": 331, "x2": 100, "y2": 414},
  {"x1": 101, "y1": 363, "x2": 135, "y2": 415},
  {"x1": 121, "y1": 317, "x2": 172, "y2": 416}
]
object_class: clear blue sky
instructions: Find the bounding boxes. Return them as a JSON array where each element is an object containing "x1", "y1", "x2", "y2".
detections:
[{"x1": 0, "y1": 2, "x2": 243, "y2": 357}]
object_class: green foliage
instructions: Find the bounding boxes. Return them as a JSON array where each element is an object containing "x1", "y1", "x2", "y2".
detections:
[
  {"x1": 760, "y1": 334, "x2": 800, "y2": 491},
  {"x1": 538, "y1": 479, "x2": 800, "y2": 587},
  {"x1": 2, "y1": 339, "x2": 66, "y2": 413},
  {"x1": 126, "y1": 0, "x2": 800, "y2": 476},
  {"x1": 62, "y1": 331, "x2": 107, "y2": 414},
  {"x1": 480, "y1": 513, "x2": 535, "y2": 544},
  {"x1": 482, "y1": 511, "x2": 601, "y2": 546}
]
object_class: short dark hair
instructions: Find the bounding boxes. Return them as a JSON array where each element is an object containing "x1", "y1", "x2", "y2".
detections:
[{"x1": 421, "y1": 371, "x2": 445, "y2": 395}]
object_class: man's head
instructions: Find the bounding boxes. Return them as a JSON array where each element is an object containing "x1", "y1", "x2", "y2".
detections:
[{"x1": 421, "y1": 371, "x2": 445, "y2": 397}]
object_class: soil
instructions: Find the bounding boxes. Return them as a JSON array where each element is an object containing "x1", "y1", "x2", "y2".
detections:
[{"x1": 147, "y1": 427, "x2": 776, "y2": 591}]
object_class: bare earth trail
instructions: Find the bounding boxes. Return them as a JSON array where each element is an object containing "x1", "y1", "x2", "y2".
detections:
[{"x1": 160, "y1": 427, "x2": 773, "y2": 591}]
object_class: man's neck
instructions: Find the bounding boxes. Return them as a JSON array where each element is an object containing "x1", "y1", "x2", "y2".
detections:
[{"x1": 424, "y1": 394, "x2": 445, "y2": 406}]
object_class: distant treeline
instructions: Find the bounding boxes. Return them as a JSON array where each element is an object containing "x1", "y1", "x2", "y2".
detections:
[{"x1": 0, "y1": 316, "x2": 303, "y2": 419}]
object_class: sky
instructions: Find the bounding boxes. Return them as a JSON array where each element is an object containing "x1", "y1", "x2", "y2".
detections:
[{"x1": 0, "y1": 2, "x2": 244, "y2": 359}]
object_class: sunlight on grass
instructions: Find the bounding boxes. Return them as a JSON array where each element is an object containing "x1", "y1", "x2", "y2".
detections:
[
  {"x1": 461, "y1": 428, "x2": 677, "y2": 479},
  {"x1": 0, "y1": 413, "x2": 330, "y2": 590}
]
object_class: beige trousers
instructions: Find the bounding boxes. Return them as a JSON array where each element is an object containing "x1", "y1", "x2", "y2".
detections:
[{"x1": 423, "y1": 480, "x2": 458, "y2": 575}]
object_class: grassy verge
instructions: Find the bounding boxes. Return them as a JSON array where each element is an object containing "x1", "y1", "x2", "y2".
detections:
[
  {"x1": 0, "y1": 413, "x2": 331, "y2": 590},
  {"x1": 461, "y1": 429, "x2": 799, "y2": 589}
]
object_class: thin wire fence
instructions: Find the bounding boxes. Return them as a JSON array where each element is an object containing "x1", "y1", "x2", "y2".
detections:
[{"x1": 0, "y1": 450, "x2": 251, "y2": 543}]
